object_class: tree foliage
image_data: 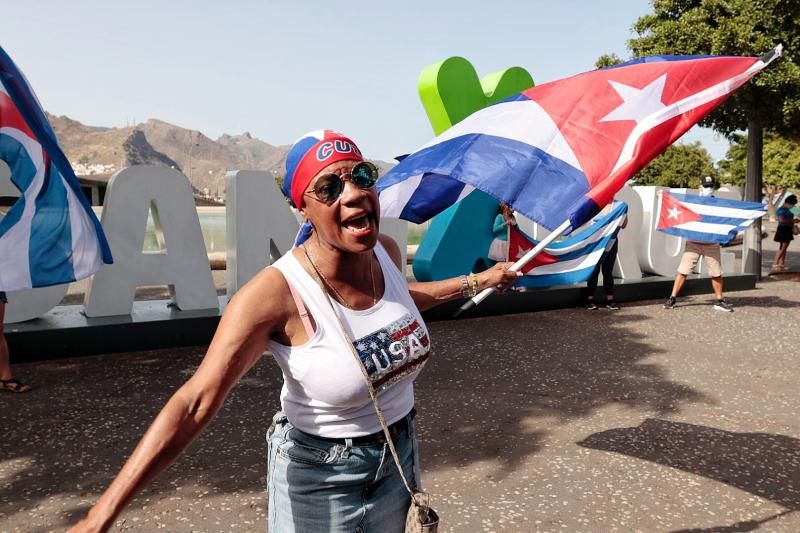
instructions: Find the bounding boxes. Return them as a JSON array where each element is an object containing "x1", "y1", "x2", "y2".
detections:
[
  {"x1": 628, "y1": 0, "x2": 800, "y2": 140},
  {"x1": 595, "y1": 53, "x2": 623, "y2": 69},
  {"x1": 720, "y1": 133, "x2": 800, "y2": 188},
  {"x1": 635, "y1": 142, "x2": 718, "y2": 187}
]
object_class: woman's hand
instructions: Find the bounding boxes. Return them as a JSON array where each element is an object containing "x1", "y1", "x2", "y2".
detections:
[{"x1": 481, "y1": 262, "x2": 522, "y2": 293}]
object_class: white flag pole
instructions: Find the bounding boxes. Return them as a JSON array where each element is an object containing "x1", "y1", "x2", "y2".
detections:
[{"x1": 454, "y1": 218, "x2": 573, "y2": 318}]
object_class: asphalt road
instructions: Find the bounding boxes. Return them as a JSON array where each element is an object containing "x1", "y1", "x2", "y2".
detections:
[{"x1": 2, "y1": 231, "x2": 799, "y2": 532}]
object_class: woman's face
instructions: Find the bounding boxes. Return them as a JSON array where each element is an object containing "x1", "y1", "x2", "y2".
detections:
[{"x1": 299, "y1": 159, "x2": 380, "y2": 253}]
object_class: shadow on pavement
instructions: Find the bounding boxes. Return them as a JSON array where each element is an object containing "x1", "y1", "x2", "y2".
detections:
[
  {"x1": 671, "y1": 294, "x2": 800, "y2": 310},
  {"x1": 1, "y1": 309, "x2": 708, "y2": 527},
  {"x1": 0, "y1": 348, "x2": 282, "y2": 529},
  {"x1": 578, "y1": 418, "x2": 800, "y2": 530},
  {"x1": 414, "y1": 311, "x2": 707, "y2": 478}
]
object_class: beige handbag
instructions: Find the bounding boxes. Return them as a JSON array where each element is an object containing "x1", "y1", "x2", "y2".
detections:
[{"x1": 303, "y1": 248, "x2": 440, "y2": 532}]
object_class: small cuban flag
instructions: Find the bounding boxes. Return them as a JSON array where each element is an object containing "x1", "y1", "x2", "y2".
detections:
[{"x1": 657, "y1": 191, "x2": 766, "y2": 244}]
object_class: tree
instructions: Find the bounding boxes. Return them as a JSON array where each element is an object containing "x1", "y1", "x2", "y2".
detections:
[
  {"x1": 720, "y1": 133, "x2": 800, "y2": 218},
  {"x1": 595, "y1": 53, "x2": 623, "y2": 69},
  {"x1": 635, "y1": 142, "x2": 718, "y2": 187},
  {"x1": 629, "y1": 0, "x2": 800, "y2": 140},
  {"x1": 628, "y1": 0, "x2": 800, "y2": 275}
]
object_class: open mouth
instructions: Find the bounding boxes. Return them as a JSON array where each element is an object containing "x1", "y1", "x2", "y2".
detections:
[{"x1": 342, "y1": 214, "x2": 374, "y2": 235}]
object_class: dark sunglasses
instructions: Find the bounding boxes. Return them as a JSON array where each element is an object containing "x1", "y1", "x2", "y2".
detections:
[{"x1": 305, "y1": 161, "x2": 379, "y2": 204}]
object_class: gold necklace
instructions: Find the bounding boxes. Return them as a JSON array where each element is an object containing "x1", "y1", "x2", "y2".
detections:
[{"x1": 303, "y1": 245, "x2": 376, "y2": 309}]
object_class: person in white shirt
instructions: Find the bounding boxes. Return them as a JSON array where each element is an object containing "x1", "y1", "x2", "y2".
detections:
[{"x1": 70, "y1": 130, "x2": 519, "y2": 532}]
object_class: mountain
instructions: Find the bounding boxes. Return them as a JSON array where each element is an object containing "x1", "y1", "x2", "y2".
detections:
[{"x1": 47, "y1": 114, "x2": 395, "y2": 200}]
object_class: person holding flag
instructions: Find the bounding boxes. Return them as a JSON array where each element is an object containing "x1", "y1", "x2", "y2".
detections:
[
  {"x1": 487, "y1": 203, "x2": 517, "y2": 262},
  {"x1": 70, "y1": 130, "x2": 518, "y2": 532},
  {"x1": 663, "y1": 177, "x2": 734, "y2": 312},
  {"x1": 378, "y1": 47, "x2": 781, "y2": 313},
  {"x1": 585, "y1": 202, "x2": 627, "y2": 310}
]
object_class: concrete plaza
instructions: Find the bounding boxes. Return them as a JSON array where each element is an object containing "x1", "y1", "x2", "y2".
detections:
[{"x1": 2, "y1": 233, "x2": 799, "y2": 532}]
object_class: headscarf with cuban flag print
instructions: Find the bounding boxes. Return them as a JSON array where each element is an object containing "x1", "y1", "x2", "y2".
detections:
[{"x1": 283, "y1": 129, "x2": 364, "y2": 209}]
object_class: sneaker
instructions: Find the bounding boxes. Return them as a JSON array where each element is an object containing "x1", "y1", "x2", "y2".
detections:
[
  {"x1": 713, "y1": 299, "x2": 734, "y2": 312},
  {"x1": 663, "y1": 296, "x2": 677, "y2": 309},
  {"x1": 605, "y1": 301, "x2": 620, "y2": 310},
  {"x1": 586, "y1": 301, "x2": 598, "y2": 310}
]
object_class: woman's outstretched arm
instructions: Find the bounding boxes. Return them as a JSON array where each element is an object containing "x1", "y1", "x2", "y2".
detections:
[{"x1": 69, "y1": 269, "x2": 289, "y2": 532}]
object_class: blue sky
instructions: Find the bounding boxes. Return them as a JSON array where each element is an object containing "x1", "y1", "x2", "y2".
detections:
[{"x1": 3, "y1": 0, "x2": 728, "y2": 162}]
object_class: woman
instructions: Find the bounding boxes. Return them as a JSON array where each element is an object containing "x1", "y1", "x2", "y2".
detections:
[
  {"x1": 773, "y1": 194, "x2": 799, "y2": 271},
  {"x1": 70, "y1": 130, "x2": 519, "y2": 532},
  {"x1": 487, "y1": 204, "x2": 517, "y2": 262}
]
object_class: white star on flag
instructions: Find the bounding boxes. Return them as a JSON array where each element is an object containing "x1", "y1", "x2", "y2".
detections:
[
  {"x1": 667, "y1": 206, "x2": 682, "y2": 220},
  {"x1": 600, "y1": 74, "x2": 668, "y2": 123}
]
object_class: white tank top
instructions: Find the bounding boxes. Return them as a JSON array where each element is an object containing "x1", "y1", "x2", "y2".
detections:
[{"x1": 268, "y1": 243, "x2": 430, "y2": 438}]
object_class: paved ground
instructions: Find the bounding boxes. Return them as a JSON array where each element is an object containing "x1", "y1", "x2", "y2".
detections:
[{"x1": 2, "y1": 228, "x2": 799, "y2": 532}]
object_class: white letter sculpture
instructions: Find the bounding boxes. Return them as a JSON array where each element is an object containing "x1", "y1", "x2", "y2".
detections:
[{"x1": 84, "y1": 166, "x2": 218, "y2": 316}]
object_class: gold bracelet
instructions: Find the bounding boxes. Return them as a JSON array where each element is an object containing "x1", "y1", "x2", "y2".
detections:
[{"x1": 470, "y1": 272, "x2": 479, "y2": 297}]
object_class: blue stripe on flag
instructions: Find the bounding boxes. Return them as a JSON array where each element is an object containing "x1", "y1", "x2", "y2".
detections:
[
  {"x1": 515, "y1": 227, "x2": 615, "y2": 262},
  {"x1": 668, "y1": 193, "x2": 765, "y2": 211},
  {"x1": 659, "y1": 227, "x2": 738, "y2": 244},
  {"x1": 515, "y1": 265, "x2": 600, "y2": 288},
  {"x1": 599, "y1": 55, "x2": 720, "y2": 71},
  {"x1": 0, "y1": 134, "x2": 35, "y2": 237},
  {"x1": 0, "y1": 133, "x2": 38, "y2": 193},
  {"x1": 29, "y1": 164, "x2": 75, "y2": 286},
  {"x1": 696, "y1": 214, "x2": 753, "y2": 227},
  {"x1": 378, "y1": 133, "x2": 590, "y2": 230},
  {"x1": 398, "y1": 173, "x2": 467, "y2": 223}
]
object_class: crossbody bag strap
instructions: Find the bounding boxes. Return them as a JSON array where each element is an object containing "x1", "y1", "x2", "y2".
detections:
[{"x1": 301, "y1": 246, "x2": 418, "y2": 499}]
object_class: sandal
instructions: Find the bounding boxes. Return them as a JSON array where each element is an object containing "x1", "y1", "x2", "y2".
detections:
[{"x1": 0, "y1": 377, "x2": 32, "y2": 393}]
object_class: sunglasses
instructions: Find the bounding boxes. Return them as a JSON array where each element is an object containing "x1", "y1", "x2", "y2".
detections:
[{"x1": 304, "y1": 161, "x2": 379, "y2": 205}]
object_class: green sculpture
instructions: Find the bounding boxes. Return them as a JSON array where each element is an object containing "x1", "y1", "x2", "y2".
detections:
[
  {"x1": 418, "y1": 57, "x2": 534, "y2": 135},
  {"x1": 413, "y1": 57, "x2": 534, "y2": 281}
]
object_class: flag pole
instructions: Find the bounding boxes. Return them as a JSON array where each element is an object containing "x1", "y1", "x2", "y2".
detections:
[{"x1": 454, "y1": 218, "x2": 573, "y2": 318}]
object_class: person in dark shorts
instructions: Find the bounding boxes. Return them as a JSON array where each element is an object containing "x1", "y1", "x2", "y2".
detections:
[
  {"x1": 772, "y1": 194, "x2": 798, "y2": 271},
  {"x1": 0, "y1": 292, "x2": 31, "y2": 393}
]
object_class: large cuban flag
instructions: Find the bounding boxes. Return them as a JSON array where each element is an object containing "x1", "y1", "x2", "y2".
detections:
[
  {"x1": 0, "y1": 46, "x2": 112, "y2": 291},
  {"x1": 657, "y1": 191, "x2": 765, "y2": 244},
  {"x1": 378, "y1": 47, "x2": 781, "y2": 233},
  {"x1": 510, "y1": 202, "x2": 627, "y2": 288}
]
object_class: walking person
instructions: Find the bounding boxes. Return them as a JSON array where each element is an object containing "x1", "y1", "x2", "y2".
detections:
[
  {"x1": 0, "y1": 293, "x2": 31, "y2": 393},
  {"x1": 772, "y1": 194, "x2": 798, "y2": 271},
  {"x1": 663, "y1": 177, "x2": 734, "y2": 312},
  {"x1": 69, "y1": 130, "x2": 519, "y2": 532}
]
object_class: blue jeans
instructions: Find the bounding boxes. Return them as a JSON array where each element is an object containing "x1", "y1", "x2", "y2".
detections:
[{"x1": 266, "y1": 409, "x2": 419, "y2": 532}]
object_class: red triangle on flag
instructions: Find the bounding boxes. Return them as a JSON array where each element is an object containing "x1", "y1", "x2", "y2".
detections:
[
  {"x1": 508, "y1": 226, "x2": 558, "y2": 273},
  {"x1": 657, "y1": 191, "x2": 702, "y2": 229}
]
